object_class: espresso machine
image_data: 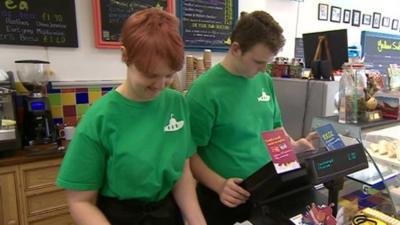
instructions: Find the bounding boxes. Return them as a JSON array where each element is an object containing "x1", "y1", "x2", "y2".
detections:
[
  {"x1": 15, "y1": 60, "x2": 57, "y2": 146},
  {"x1": 0, "y1": 70, "x2": 21, "y2": 157}
]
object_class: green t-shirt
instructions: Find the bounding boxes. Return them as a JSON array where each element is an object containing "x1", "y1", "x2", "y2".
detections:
[
  {"x1": 186, "y1": 64, "x2": 283, "y2": 179},
  {"x1": 56, "y1": 89, "x2": 195, "y2": 201}
]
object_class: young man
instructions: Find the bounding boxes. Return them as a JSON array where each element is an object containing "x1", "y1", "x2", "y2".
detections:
[{"x1": 186, "y1": 11, "x2": 316, "y2": 225}]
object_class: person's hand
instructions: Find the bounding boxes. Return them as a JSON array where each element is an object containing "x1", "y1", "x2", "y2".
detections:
[
  {"x1": 217, "y1": 178, "x2": 250, "y2": 208},
  {"x1": 292, "y1": 132, "x2": 319, "y2": 153}
]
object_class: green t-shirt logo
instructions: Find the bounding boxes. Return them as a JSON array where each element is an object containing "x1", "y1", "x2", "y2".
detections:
[
  {"x1": 164, "y1": 114, "x2": 184, "y2": 132},
  {"x1": 258, "y1": 89, "x2": 271, "y2": 102}
]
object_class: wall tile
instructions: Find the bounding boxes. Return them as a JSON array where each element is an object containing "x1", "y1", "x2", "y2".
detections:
[
  {"x1": 76, "y1": 92, "x2": 89, "y2": 104},
  {"x1": 89, "y1": 91, "x2": 102, "y2": 103},
  {"x1": 51, "y1": 106, "x2": 63, "y2": 118},
  {"x1": 63, "y1": 105, "x2": 76, "y2": 117},
  {"x1": 76, "y1": 104, "x2": 89, "y2": 116},
  {"x1": 48, "y1": 93, "x2": 61, "y2": 106},
  {"x1": 62, "y1": 93, "x2": 76, "y2": 105}
]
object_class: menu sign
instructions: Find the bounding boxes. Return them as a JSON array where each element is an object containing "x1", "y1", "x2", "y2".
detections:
[
  {"x1": 178, "y1": 0, "x2": 238, "y2": 51},
  {"x1": 93, "y1": 0, "x2": 173, "y2": 48},
  {"x1": 361, "y1": 31, "x2": 400, "y2": 74},
  {"x1": 0, "y1": 0, "x2": 78, "y2": 47}
]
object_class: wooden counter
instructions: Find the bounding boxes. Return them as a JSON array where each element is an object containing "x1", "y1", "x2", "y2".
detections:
[
  {"x1": 0, "y1": 142, "x2": 67, "y2": 167},
  {"x1": 0, "y1": 142, "x2": 73, "y2": 225}
]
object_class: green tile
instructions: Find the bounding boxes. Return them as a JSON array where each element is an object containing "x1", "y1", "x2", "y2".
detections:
[
  {"x1": 76, "y1": 104, "x2": 90, "y2": 116},
  {"x1": 48, "y1": 93, "x2": 61, "y2": 106},
  {"x1": 89, "y1": 87, "x2": 101, "y2": 92}
]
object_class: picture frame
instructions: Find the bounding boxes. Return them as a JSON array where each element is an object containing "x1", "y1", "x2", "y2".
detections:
[
  {"x1": 382, "y1": 17, "x2": 390, "y2": 27},
  {"x1": 362, "y1": 14, "x2": 371, "y2": 25},
  {"x1": 330, "y1": 6, "x2": 341, "y2": 23},
  {"x1": 318, "y1": 3, "x2": 329, "y2": 21},
  {"x1": 372, "y1": 12, "x2": 381, "y2": 29},
  {"x1": 392, "y1": 19, "x2": 399, "y2": 30},
  {"x1": 352, "y1": 10, "x2": 361, "y2": 27},
  {"x1": 343, "y1": 9, "x2": 351, "y2": 23}
]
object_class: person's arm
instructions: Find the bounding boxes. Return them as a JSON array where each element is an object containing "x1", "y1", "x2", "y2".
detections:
[
  {"x1": 173, "y1": 159, "x2": 207, "y2": 225},
  {"x1": 66, "y1": 190, "x2": 110, "y2": 225},
  {"x1": 190, "y1": 153, "x2": 250, "y2": 208}
]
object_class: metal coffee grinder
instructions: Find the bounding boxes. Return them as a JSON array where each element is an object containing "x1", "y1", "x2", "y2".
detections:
[{"x1": 15, "y1": 60, "x2": 57, "y2": 146}]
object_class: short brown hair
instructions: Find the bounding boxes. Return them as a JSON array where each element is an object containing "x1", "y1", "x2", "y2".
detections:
[
  {"x1": 230, "y1": 11, "x2": 285, "y2": 54},
  {"x1": 120, "y1": 8, "x2": 184, "y2": 73}
]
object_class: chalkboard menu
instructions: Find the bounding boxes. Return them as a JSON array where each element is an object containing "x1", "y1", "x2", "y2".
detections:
[
  {"x1": 178, "y1": 0, "x2": 238, "y2": 51},
  {"x1": 0, "y1": 0, "x2": 78, "y2": 47},
  {"x1": 93, "y1": 0, "x2": 173, "y2": 48},
  {"x1": 361, "y1": 31, "x2": 400, "y2": 73},
  {"x1": 294, "y1": 38, "x2": 304, "y2": 60}
]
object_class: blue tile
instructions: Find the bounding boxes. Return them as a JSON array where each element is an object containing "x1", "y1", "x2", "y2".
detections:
[
  {"x1": 53, "y1": 118, "x2": 64, "y2": 126},
  {"x1": 76, "y1": 93, "x2": 89, "y2": 104},
  {"x1": 102, "y1": 87, "x2": 113, "y2": 92}
]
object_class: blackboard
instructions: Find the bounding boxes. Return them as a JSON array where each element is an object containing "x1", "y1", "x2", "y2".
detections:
[
  {"x1": 93, "y1": 0, "x2": 173, "y2": 48},
  {"x1": 178, "y1": 0, "x2": 238, "y2": 51},
  {"x1": 361, "y1": 31, "x2": 400, "y2": 73},
  {"x1": 294, "y1": 38, "x2": 304, "y2": 60},
  {"x1": 0, "y1": 0, "x2": 78, "y2": 47}
]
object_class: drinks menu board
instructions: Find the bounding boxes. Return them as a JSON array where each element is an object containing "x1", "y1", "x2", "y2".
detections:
[
  {"x1": 361, "y1": 31, "x2": 400, "y2": 74},
  {"x1": 178, "y1": 0, "x2": 238, "y2": 51},
  {"x1": 0, "y1": 0, "x2": 78, "y2": 47},
  {"x1": 93, "y1": 0, "x2": 173, "y2": 48}
]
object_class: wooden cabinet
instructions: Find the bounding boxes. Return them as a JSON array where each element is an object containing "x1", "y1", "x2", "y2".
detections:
[
  {"x1": 0, "y1": 166, "x2": 21, "y2": 225},
  {"x1": 0, "y1": 158, "x2": 73, "y2": 225}
]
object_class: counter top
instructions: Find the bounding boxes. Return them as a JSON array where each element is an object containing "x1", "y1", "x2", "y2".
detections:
[{"x1": 0, "y1": 141, "x2": 68, "y2": 167}]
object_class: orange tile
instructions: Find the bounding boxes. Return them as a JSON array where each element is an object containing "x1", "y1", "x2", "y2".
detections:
[{"x1": 64, "y1": 116, "x2": 77, "y2": 126}]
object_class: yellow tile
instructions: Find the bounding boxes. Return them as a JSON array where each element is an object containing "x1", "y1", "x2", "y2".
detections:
[
  {"x1": 61, "y1": 93, "x2": 76, "y2": 105},
  {"x1": 51, "y1": 106, "x2": 63, "y2": 118},
  {"x1": 89, "y1": 91, "x2": 102, "y2": 103}
]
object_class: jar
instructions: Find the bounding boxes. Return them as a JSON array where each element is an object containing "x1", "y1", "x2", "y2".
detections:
[
  {"x1": 338, "y1": 63, "x2": 367, "y2": 124},
  {"x1": 289, "y1": 58, "x2": 303, "y2": 79}
]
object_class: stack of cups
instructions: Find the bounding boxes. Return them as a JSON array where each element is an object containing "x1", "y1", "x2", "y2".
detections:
[
  {"x1": 185, "y1": 55, "x2": 196, "y2": 90},
  {"x1": 203, "y1": 49, "x2": 212, "y2": 70},
  {"x1": 196, "y1": 57, "x2": 205, "y2": 77}
]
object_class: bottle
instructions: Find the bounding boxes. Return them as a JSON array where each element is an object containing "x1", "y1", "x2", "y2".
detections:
[{"x1": 338, "y1": 63, "x2": 366, "y2": 124}]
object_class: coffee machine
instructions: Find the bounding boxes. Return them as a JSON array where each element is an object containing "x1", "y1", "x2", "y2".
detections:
[
  {"x1": 0, "y1": 70, "x2": 21, "y2": 157},
  {"x1": 15, "y1": 60, "x2": 57, "y2": 146}
]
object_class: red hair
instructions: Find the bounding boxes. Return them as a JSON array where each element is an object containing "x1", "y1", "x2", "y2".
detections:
[{"x1": 120, "y1": 8, "x2": 184, "y2": 73}]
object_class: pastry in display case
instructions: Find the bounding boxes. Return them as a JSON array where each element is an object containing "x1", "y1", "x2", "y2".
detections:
[{"x1": 311, "y1": 116, "x2": 400, "y2": 221}]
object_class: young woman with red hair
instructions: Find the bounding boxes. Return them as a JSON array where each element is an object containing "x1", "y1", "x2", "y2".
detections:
[{"x1": 57, "y1": 8, "x2": 206, "y2": 225}]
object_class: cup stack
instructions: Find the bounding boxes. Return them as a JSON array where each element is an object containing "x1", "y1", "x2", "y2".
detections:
[
  {"x1": 203, "y1": 49, "x2": 212, "y2": 70},
  {"x1": 196, "y1": 57, "x2": 205, "y2": 77},
  {"x1": 185, "y1": 55, "x2": 196, "y2": 90}
]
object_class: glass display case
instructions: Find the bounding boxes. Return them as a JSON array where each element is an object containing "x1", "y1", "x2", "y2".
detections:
[{"x1": 311, "y1": 116, "x2": 400, "y2": 223}]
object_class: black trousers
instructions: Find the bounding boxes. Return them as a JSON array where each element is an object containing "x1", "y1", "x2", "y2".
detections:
[
  {"x1": 197, "y1": 184, "x2": 253, "y2": 225},
  {"x1": 97, "y1": 194, "x2": 184, "y2": 225}
]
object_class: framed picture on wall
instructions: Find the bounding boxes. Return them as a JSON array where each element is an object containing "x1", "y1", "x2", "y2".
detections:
[
  {"x1": 330, "y1": 6, "x2": 341, "y2": 23},
  {"x1": 318, "y1": 3, "x2": 329, "y2": 21},
  {"x1": 382, "y1": 17, "x2": 390, "y2": 27},
  {"x1": 392, "y1": 19, "x2": 399, "y2": 30},
  {"x1": 372, "y1": 12, "x2": 381, "y2": 29},
  {"x1": 362, "y1": 14, "x2": 371, "y2": 25},
  {"x1": 352, "y1": 10, "x2": 361, "y2": 27},
  {"x1": 343, "y1": 9, "x2": 351, "y2": 23}
]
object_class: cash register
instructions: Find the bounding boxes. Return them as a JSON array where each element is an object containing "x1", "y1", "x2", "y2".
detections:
[{"x1": 239, "y1": 142, "x2": 368, "y2": 225}]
